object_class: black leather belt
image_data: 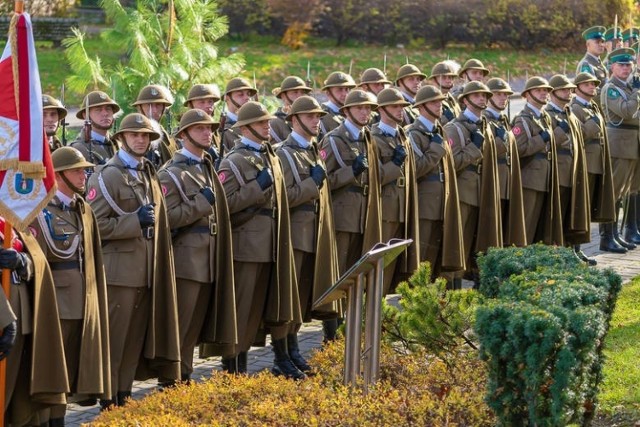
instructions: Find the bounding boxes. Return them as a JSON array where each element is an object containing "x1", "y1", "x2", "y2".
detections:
[
  {"x1": 292, "y1": 203, "x2": 317, "y2": 213},
  {"x1": 586, "y1": 139, "x2": 602, "y2": 145},
  {"x1": 187, "y1": 225, "x2": 217, "y2": 235},
  {"x1": 607, "y1": 124, "x2": 639, "y2": 130},
  {"x1": 498, "y1": 158, "x2": 508, "y2": 165},
  {"x1": 557, "y1": 148, "x2": 572, "y2": 155},
  {"x1": 534, "y1": 152, "x2": 551, "y2": 160},
  {"x1": 346, "y1": 185, "x2": 369, "y2": 195},
  {"x1": 465, "y1": 164, "x2": 482, "y2": 174},
  {"x1": 256, "y1": 208, "x2": 277, "y2": 217},
  {"x1": 420, "y1": 172, "x2": 443, "y2": 182},
  {"x1": 50, "y1": 261, "x2": 80, "y2": 270},
  {"x1": 142, "y1": 226, "x2": 154, "y2": 240}
]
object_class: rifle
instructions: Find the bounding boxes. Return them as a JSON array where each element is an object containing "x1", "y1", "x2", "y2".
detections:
[
  {"x1": 253, "y1": 71, "x2": 259, "y2": 102},
  {"x1": 59, "y1": 84, "x2": 68, "y2": 146},
  {"x1": 84, "y1": 97, "x2": 94, "y2": 165},
  {"x1": 306, "y1": 61, "x2": 312, "y2": 89},
  {"x1": 507, "y1": 70, "x2": 511, "y2": 122}
]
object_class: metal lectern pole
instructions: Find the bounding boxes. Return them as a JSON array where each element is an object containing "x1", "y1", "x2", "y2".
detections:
[
  {"x1": 363, "y1": 257, "x2": 385, "y2": 391},
  {"x1": 344, "y1": 272, "x2": 364, "y2": 386}
]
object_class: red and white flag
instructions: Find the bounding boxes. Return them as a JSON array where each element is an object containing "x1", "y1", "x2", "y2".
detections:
[{"x1": 0, "y1": 11, "x2": 56, "y2": 230}]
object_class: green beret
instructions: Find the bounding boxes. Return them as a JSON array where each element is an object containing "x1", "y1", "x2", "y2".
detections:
[
  {"x1": 582, "y1": 26, "x2": 606, "y2": 41},
  {"x1": 607, "y1": 47, "x2": 635, "y2": 65}
]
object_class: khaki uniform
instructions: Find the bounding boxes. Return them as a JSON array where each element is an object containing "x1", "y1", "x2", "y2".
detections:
[
  {"x1": 48, "y1": 135, "x2": 64, "y2": 152},
  {"x1": 269, "y1": 110, "x2": 292, "y2": 144},
  {"x1": 157, "y1": 151, "x2": 236, "y2": 374},
  {"x1": 406, "y1": 118, "x2": 464, "y2": 277},
  {"x1": 31, "y1": 195, "x2": 111, "y2": 418},
  {"x1": 512, "y1": 105, "x2": 564, "y2": 245},
  {"x1": 87, "y1": 154, "x2": 180, "y2": 395},
  {"x1": 149, "y1": 128, "x2": 179, "y2": 169},
  {"x1": 318, "y1": 105, "x2": 343, "y2": 142},
  {"x1": 70, "y1": 129, "x2": 116, "y2": 165},
  {"x1": 441, "y1": 93, "x2": 462, "y2": 126},
  {"x1": 220, "y1": 116, "x2": 239, "y2": 152},
  {"x1": 218, "y1": 141, "x2": 300, "y2": 352},
  {"x1": 576, "y1": 53, "x2": 608, "y2": 88}
]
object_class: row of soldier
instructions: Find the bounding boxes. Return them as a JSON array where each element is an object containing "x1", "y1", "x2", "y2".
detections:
[{"x1": 1, "y1": 24, "x2": 638, "y2": 425}]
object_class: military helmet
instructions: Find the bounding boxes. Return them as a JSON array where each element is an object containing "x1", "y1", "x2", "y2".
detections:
[
  {"x1": 75, "y1": 91, "x2": 120, "y2": 120},
  {"x1": 183, "y1": 84, "x2": 221, "y2": 106},
  {"x1": 42, "y1": 94, "x2": 68, "y2": 120},
  {"x1": 322, "y1": 72, "x2": 356, "y2": 90},
  {"x1": 414, "y1": 85, "x2": 446, "y2": 106},
  {"x1": 428, "y1": 61, "x2": 458, "y2": 80},
  {"x1": 573, "y1": 72, "x2": 600, "y2": 86},
  {"x1": 376, "y1": 87, "x2": 410, "y2": 107},
  {"x1": 486, "y1": 78, "x2": 514, "y2": 95},
  {"x1": 458, "y1": 58, "x2": 490, "y2": 78},
  {"x1": 224, "y1": 77, "x2": 257, "y2": 97},
  {"x1": 113, "y1": 113, "x2": 161, "y2": 141},
  {"x1": 286, "y1": 96, "x2": 326, "y2": 120},
  {"x1": 395, "y1": 64, "x2": 426, "y2": 84},
  {"x1": 359, "y1": 68, "x2": 391, "y2": 86},
  {"x1": 458, "y1": 81, "x2": 493, "y2": 102},
  {"x1": 132, "y1": 84, "x2": 173, "y2": 107},
  {"x1": 232, "y1": 101, "x2": 276, "y2": 128},
  {"x1": 520, "y1": 76, "x2": 553, "y2": 96},
  {"x1": 176, "y1": 108, "x2": 220, "y2": 135},
  {"x1": 52, "y1": 146, "x2": 94, "y2": 172},
  {"x1": 274, "y1": 76, "x2": 312, "y2": 98},
  {"x1": 339, "y1": 89, "x2": 379, "y2": 112},
  {"x1": 548, "y1": 74, "x2": 576, "y2": 91}
]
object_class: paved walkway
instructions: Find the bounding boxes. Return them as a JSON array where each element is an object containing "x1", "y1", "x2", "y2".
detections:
[{"x1": 65, "y1": 223, "x2": 639, "y2": 426}]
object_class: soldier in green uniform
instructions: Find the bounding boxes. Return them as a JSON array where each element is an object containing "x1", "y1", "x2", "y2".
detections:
[
  {"x1": 576, "y1": 26, "x2": 608, "y2": 88},
  {"x1": 70, "y1": 91, "x2": 121, "y2": 165},
  {"x1": 406, "y1": 85, "x2": 464, "y2": 282},
  {"x1": 217, "y1": 102, "x2": 300, "y2": 377},
  {"x1": 600, "y1": 48, "x2": 640, "y2": 251},
  {"x1": 570, "y1": 72, "x2": 617, "y2": 255},
  {"x1": 451, "y1": 58, "x2": 490, "y2": 100},
  {"x1": 270, "y1": 76, "x2": 312, "y2": 144},
  {"x1": 220, "y1": 78, "x2": 258, "y2": 151},
  {"x1": 428, "y1": 61, "x2": 462, "y2": 125},
  {"x1": 358, "y1": 68, "x2": 391, "y2": 96},
  {"x1": 394, "y1": 64, "x2": 425, "y2": 125},
  {"x1": 133, "y1": 84, "x2": 179, "y2": 168},
  {"x1": 158, "y1": 109, "x2": 237, "y2": 382},
  {"x1": 604, "y1": 27, "x2": 624, "y2": 56},
  {"x1": 511, "y1": 77, "x2": 564, "y2": 246},
  {"x1": 31, "y1": 147, "x2": 111, "y2": 425},
  {"x1": 43, "y1": 94, "x2": 67, "y2": 152},
  {"x1": 319, "y1": 71, "x2": 356, "y2": 141}
]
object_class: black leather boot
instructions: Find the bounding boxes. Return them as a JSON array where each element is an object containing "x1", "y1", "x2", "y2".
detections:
[
  {"x1": 574, "y1": 245, "x2": 597, "y2": 265},
  {"x1": 624, "y1": 194, "x2": 640, "y2": 243},
  {"x1": 100, "y1": 397, "x2": 117, "y2": 412},
  {"x1": 116, "y1": 391, "x2": 131, "y2": 407},
  {"x1": 287, "y1": 333, "x2": 311, "y2": 373},
  {"x1": 181, "y1": 373, "x2": 191, "y2": 384},
  {"x1": 600, "y1": 223, "x2": 627, "y2": 253},
  {"x1": 271, "y1": 338, "x2": 306, "y2": 380},
  {"x1": 322, "y1": 319, "x2": 338, "y2": 344},
  {"x1": 238, "y1": 351, "x2": 248, "y2": 373},
  {"x1": 614, "y1": 223, "x2": 636, "y2": 249},
  {"x1": 221, "y1": 355, "x2": 239, "y2": 374},
  {"x1": 49, "y1": 418, "x2": 65, "y2": 427}
]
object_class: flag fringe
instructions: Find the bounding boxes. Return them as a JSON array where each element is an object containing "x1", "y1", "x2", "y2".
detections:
[
  {"x1": 0, "y1": 185, "x2": 55, "y2": 231},
  {"x1": 0, "y1": 160, "x2": 46, "y2": 179}
]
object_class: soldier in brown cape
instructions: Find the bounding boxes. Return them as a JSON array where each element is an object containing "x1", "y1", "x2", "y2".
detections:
[
  {"x1": 319, "y1": 89, "x2": 382, "y2": 340},
  {"x1": 406, "y1": 85, "x2": 464, "y2": 281},
  {"x1": 444, "y1": 81, "x2": 501, "y2": 288},
  {"x1": 428, "y1": 61, "x2": 462, "y2": 125},
  {"x1": 570, "y1": 72, "x2": 616, "y2": 254},
  {"x1": 220, "y1": 78, "x2": 258, "y2": 152},
  {"x1": 545, "y1": 75, "x2": 592, "y2": 262},
  {"x1": 370, "y1": 88, "x2": 420, "y2": 293},
  {"x1": 512, "y1": 77, "x2": 564, "y2": 246},
  {"x1": 31, "y1": 147, "x2": 110, "y2": 425},
  {"x1": 319, "y1": 71, "x2": 356, "y2": 141},
  {"x1": 86, "y1": 113, "x2": 180, "y2": 408},
  {"x1": 158, "y1": 109, "x2": 237, "y2": 382},
  {"x1": 183, "y1": 84, "x2": 224, "y2": 166},
  {"x1": 483, "y1": 78, "x2": 526, "y2": 247},
  {"x1": 133, "y1": 84, "x2": 179, "y2": 169},
  {"x1": 274, "y1": 96, "x2": 340, "y2": 377},
  {"x1": 42, "y1": 94, "x2": 67, "y2": 152},
  {"x1": 394, "y1": 64, "x2": 425, "y2": 125},
  {"x1": 270, "y1": 76, "x2": 312, "y2": 144},
  {"x1": 70, "y1": 91, "x2": 120, "y2": 165},
  {"x1": 217, "y1": 102, "x2": 300, "y2": 376},
  {"x1": 3, "y1": 224, "x2": 68, "y2": 426}
]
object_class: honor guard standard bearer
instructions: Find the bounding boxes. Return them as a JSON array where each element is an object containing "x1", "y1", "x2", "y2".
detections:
[
  {"x1": 217, "y1": 102, "x2": 300, "y2": 376},
  {"x1": 512, "y1": 77, "x2": 564, "y2": 246},
  {"x1": 371, "y1": 88, "x2": 420, "y2": 293},
  {"x1": 576, "y1": 26, "x2": 608, "y2": 88},
  {"x1": 86, "y1": 113, "x2": 180, "y2": 409},
  {"x1": 275, "y1": 96, "x2": 341, "y2": 378},
  {"x1": 570, "y1": 72, "x2": 616, "y2": 254},
  {"x1": 71, "y1": 91, "x2": 120, "y2": 166},
  {"x1": 43, "y1": 94, "x2": 67, "y2": 152},
  {"x1": 158, "y1": 109, "x2": 237, "y2": 383},
  {"x1": 444, "y1": 81, "x2": 501, "y2": 288},
  {"x1": 183, "y1": 84, "x2": 224, "y2": 166},
  {"x1": 428, "y1": 61, "x2": 462, "y2": 125},
  {"x1": 220, "y1": 78, "x2": 257, "y2": 152},
  {"x1": 545, "y1": 75, "x2": 592, "y2": 262},
  {"x1": 319, "y1": 90, "x2": 382, "y2": 341},
  {"x1": 270, "y1": 76, "x2": 312, "y2": 144},
  {"x1": 483, "y1": 78, "x2": 527, "y2": 247},
  {"x1": 30, "y1": 147, "x2": 111, "y2": 425},
  {"x1": 3, "y1": 222, "x2": 68, "y2": 426},
  {"x1": 319, "y1": 71, "x2": 356, "y2": 141},
  {"x1": 406, "y1": 85, "x2": 464, "y2": 281},
  {"x1": 394, "y1": 64, "x2": 425, "y2": 125},
  {"x1": 132, "y1": 84, "x2": 180, "y2": 168},
  {"x1": 451, "y1": 58, "x2": 490, "y2": 100},
  {"x1": 600, "y1": 47, "x2": 640, "y2": 252}
]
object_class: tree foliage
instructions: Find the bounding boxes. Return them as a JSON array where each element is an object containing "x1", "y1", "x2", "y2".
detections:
[{"x1": 0, "y1": 0, "x2": 77, "y2": 17}]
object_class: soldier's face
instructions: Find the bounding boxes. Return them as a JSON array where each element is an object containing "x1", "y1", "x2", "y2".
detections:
[
  {"x1": 230, "y1": 90, "x2": 253, "y2": 107},
  {"x1": 246, "y1": 119, "x2": 270, "y2": 141},
  {"x1": 382, "y1": 104, "x2": 404, "y2": 123},
  {"x1": 348, "y1": 105, "x2": 372, "y2": 124},
  {"x1": 89, "y1": 105, "x2": 114, "y2": 128},
  {"x1": 123, "y1": 131, "x2": 151, "y2": 157},
  {"x1": 587, "y1": 39, "x2": 605, "y2": 56},
  {"x1": 296, "y1": 112, "x2": 322, "y2": 136},
  {"x1": 433, "y1": 75, "x2": 454, "y2": 91},
  {"x1": 185, "y1": 124, "x2": 213, "y2": 148},
  {"x1": 491, "y1": 92, "x2": 509, "y2": 110},
  {"x1": 424, "y1": 100, "x2": 443, "y2": 118},
  {"x1": 527, "y1": 88, "x2": 550, "y2": 105},
  {"x1": 552, "y1": 88, "x2": 572, "y2": 103},
  {"x1": 578, "y1": 82, "x2": 597, "y2": 97},
  {"x1": 328, "y1": 87, "x2": 351, "y2": 105},
  {"x1": 466, "y1": 93, "x2": 488, "y2": 110},
  {"x1": 283, "y1": 89, "x2": 307, "y2": 104},
  {"x1": 400, "y1": 76, "x2": 423, "y2": 95},
  {"x1": 365, "y1": 82, "x2": 386, "y2": 95},
  {"x1": 138, "y1": 103, "x2": 165, "y2": 121},
  {"x1": 191, "y1": 98, "x2": 216, "y2": 115},
  {"x1": 465, "y1": 70, "x2": 485, "y2": 82},
  {"x1": 612, "y1": 62, "x2": 633, "y2": 80},
  {"x1": 43, "y1": 109, "x2": 60, "y2": 135},
  {"x1": 58, "y1": 168, "x2": 87, "y2": 194}
]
